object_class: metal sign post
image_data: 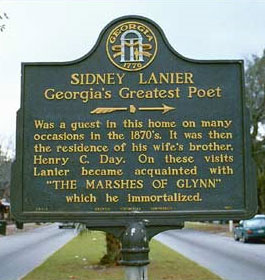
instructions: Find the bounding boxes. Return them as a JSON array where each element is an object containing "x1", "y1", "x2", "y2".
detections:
[{"x1": 121, "y1": 222, "x2": 149, "y2": 280}]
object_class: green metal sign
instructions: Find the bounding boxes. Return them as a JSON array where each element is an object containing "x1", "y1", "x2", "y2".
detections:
[{"x1": 11, "y1": 16, "x2": 257, "y2": 227}]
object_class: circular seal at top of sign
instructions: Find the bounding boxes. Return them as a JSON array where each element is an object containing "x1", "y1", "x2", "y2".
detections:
[{"x1": 106, "y1": 21, "x2": 157, "y2": 72}]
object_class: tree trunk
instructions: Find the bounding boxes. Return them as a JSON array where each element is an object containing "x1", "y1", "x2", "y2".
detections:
[{"x1": 100, "y1": 232, "x2": 121, "y2": 265}]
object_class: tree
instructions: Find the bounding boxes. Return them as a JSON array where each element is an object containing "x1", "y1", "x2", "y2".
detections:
[
  {"x1": 0, "y1": 144, "x2": 12, "y2": 200},
  {"x1": 0, "y1": 136, "x2": 14, "y2": 200},
  {"x1": 76, "y1": 224, "x2": 121, "y2": 266},
  {"x1": 100, "y1": 232, "x2": 121, "y2": 265},
  {"x1": 0, "y1": 11, "x2": 9, "y2": 32},
  {"x1": 245, "y1": 50, "x2": 265, "y2": 213}
]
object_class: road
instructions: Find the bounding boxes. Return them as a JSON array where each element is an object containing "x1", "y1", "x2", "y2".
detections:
[
  {"x1": 0, "y1": 223, "x2": 76, "y2": 280},
  {"x1": 155, "y1": 228, "x2": 265, "y2": 280}
]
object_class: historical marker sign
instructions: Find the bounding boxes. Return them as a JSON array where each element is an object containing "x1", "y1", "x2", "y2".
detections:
[{"x1": 11, "y1": 16, "x2": 257, "y2": 226}]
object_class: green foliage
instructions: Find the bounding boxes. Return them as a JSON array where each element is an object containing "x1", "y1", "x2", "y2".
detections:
[
  {"x1": 245, "y1": 50, "x2": 265, "y2": 213},
  {"x1": 0, "y1": 148, "x2": 11, "y2": 181},
  {"x1": 0, "y1": 144, "x2": 12, "y2": 199}
]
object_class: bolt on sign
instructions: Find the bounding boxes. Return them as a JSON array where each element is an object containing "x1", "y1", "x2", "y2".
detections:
[{"x1": 11, "y1": 16, "x2": 257, "y2": 226}]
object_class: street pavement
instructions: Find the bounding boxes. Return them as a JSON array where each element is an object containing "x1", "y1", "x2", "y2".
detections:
[
  {"x1": 0, "y1": 223, "x2": 76, "y2": 280},
  {"x1": 155, "y1": 228, "x2": 265, "y2": 280}
]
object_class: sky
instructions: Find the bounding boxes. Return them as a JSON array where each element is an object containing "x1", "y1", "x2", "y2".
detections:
[{"x1": 1, "y1": 0, "x2": 265, "y2": 151}]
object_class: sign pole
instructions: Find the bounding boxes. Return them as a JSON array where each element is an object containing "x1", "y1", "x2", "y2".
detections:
[
  {"x1": 120, "y1": 222, "x2": 150, "y2": 280},
  {"x1": 124, "y1": 266, "x2": 148, "y2": 280}
]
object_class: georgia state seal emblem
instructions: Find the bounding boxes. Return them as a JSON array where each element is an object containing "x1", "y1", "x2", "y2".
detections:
[{"x1": 106, "y1": 21, "x2": 157, "y2": 71}]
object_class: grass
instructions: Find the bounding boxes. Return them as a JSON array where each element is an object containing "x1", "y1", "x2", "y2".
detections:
[
  {"x1": 23, "y1": 231, "x2": 222, "y2": 280},
  {"x1": 185, "y1": 221, "x2": 233, "y2": 237}
]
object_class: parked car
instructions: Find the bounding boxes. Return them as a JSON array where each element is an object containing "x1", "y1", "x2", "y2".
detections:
[
  {"x1": 58, "y1": 222, "x2": 75, "y2": 229},
  {"x1": 254, "y1": 214, "x2": 265, "y2": 219},
  {"x1": 234, "y1": 216, "x2": 265, "y2": 243}
]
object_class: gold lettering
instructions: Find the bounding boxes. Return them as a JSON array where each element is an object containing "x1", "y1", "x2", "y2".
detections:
[
  {"x1": 127, "y1": 192, "x2": 202, "y2": 203},
  {"x1": 188, "y1": 86, "x2": 222, "y2": 98},
  {"x1": 189, "y1": 142, "x2": 233, "y2": 152},
  {"x1": 70, "y1": 72, "x2": 125, "y2": 85},
  {"x1": 34, "y1": 167, "x2": 70, "y2": 176},
  {"x1": 34, "y1": 155, "x2": 69, "y2": 165},
  {"x1": 85, "y1": 179, "x2": 143, "y2": 189},
  {"x1": 139, "y1": 72, "x2": 194, "y2": 85},
  {"x1": 201, "y1": 120, "x2": 232, "y2": 129},
  {"x1": 134, "y1": 166, "x2": 197, "y2": 178},
  {"x1": 65, "y1": 193, "x2": 97, "y2": 203},
  {"x1": 176, "y1": 178, "x2": 221, "y2": 189},
  {"x1": 119, "y1": 87, "x2": 180, "y2": 99},
  {"x1": 81, "y1": 167, "x2": 123, "y2": 176},
  {"x1": 70, "y1": 73, "x2": 80, "y2": 85}
]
